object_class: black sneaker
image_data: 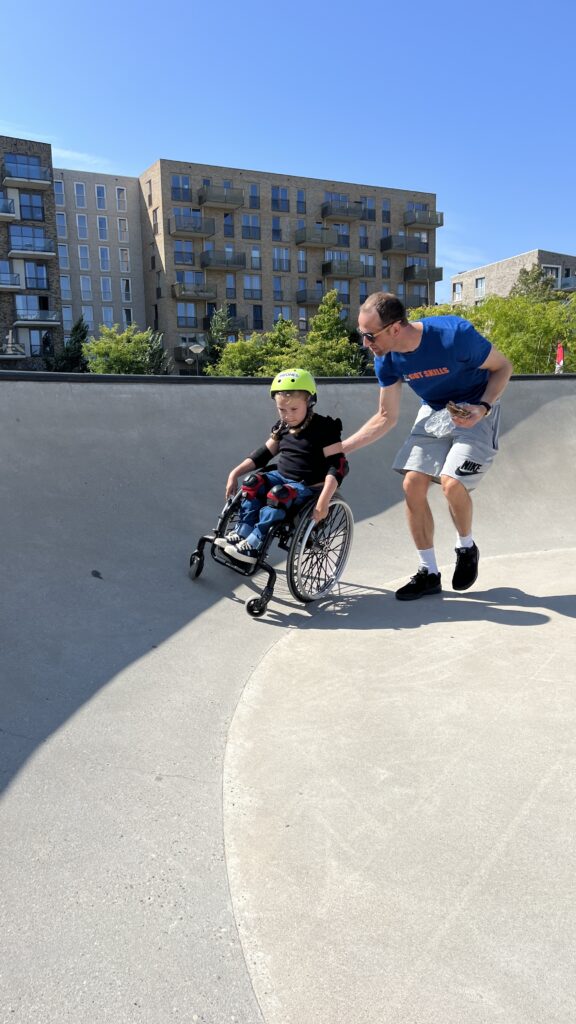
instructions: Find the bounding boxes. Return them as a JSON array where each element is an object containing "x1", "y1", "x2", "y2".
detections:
[
  {"x1": 395, "y1": 568, "x2": 442, "y2": 601},
  {"x1": 225, "y1": 538, "x2": 260, "y2": 564},
  {"x1": 452, "y1": 543, "x2": 479, "y2": 591}
]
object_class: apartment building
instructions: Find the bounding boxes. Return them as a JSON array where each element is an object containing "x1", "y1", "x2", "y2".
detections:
[
  {"x1": 0, "y1": 136, "x2": 62, "y2": 363},
  {"x1": 53, "y1": 169, "x2": 145, "y2": 341},
  {"x1": 139, "y1": 159, "x2": 444, "y2": 370},
  {"x1": 0, "y1": 133, "x2": 444, "y2": 370},
  {"x1": 451, "y1": 249, "x2": 576, "y2": 305}
]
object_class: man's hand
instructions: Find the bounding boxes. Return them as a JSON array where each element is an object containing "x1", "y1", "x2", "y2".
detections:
[{"x1": 448, "y1": 402, "x2": 488, "y2": 428}]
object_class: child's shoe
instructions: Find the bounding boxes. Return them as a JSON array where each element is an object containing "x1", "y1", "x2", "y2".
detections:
[
  {"x1": 225, "y1": 538, "x2": 260, "y2": 564},
  {"x1": 214, "y1": 530, "x2": 242, "y2": 549}
]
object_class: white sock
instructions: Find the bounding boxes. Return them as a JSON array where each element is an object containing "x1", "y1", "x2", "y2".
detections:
[
  {"x1": 456, "y1": 533, "x2": 474, "y2": 549},
  {"x1": 418, "y1": 548, "x2": 439, "y2": 574}
]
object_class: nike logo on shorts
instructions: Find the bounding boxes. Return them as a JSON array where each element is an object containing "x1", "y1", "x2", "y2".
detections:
[{"x1": 456, "y1": 460, "x2": 482, "y2": 476}]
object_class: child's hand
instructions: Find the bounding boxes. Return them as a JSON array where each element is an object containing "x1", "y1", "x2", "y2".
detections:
[
  {"x1": 313, "y1": 499, "x2": 329, "y2": 522},
  {"x1": 226, "y1": 473, "x2": 239, "y2": 498}
]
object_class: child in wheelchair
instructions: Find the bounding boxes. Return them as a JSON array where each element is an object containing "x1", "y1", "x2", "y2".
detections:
[{"x1": 214, "y1": 368, "x2": 349, "y2": 565}]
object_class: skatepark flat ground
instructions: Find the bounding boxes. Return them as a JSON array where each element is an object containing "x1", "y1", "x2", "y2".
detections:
[{"x1": 1, "y1": 373, "x2": 575, "y2": 1024}]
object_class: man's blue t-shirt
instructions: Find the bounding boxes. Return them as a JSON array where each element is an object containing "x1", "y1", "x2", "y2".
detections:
[{"x1": 374, "y1": 316, "x2": 492, "y2": 411}]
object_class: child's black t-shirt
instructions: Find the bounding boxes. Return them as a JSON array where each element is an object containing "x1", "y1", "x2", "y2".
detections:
[{"x1": 272, "y1": 413, "x2": 342, "y2": 486}]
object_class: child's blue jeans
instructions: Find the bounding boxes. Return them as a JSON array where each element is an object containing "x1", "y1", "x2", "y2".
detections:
[{"x1": 237, "y1": 471, "x2": 317, "y2": 549}]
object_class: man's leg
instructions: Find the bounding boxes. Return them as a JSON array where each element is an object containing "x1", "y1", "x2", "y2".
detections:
[
  {"x1": 441, "y1": 474, "x2": 479, "y2": 591},
  {"x1": 396, "y1": 471, "x2": 442, "y2": 601}
]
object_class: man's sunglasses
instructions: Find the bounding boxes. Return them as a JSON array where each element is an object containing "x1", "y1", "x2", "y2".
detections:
[{"x1": 357, "y1": 319, "x2": 401, "y2": 343}]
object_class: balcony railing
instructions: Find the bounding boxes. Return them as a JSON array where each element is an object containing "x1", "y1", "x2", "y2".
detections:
[
  {"x1": 8, "y1": 236, "x2": 57, "y2": 257},
  {"x1": 0, "y1": 196, "x2": 16, "y2": 219},
  {"x1": 405, "y1": 294, "x2": 429, "y2": 309},
  {"x1": 244, "y1": 289, "x2": 263, "y2": 300},
  {"x1": 321, "y1": 200, "x2": 364, "y2": 221},
  {"x1": 359, "y1": 264, "x2": 376, "y2": 278},
  {"x1": 380, "y1": 235, "x2": 429, "y2": 254},
  {"x1": 202, "y1": 315, "x2": 248, "y2": 332},
  {"x1": 169, "y1": 215, "x2": 215, "y2": 238},
  {"x1": 171, "y1": 187, "x2": 194, "y2": 201},
  {"x1": 295, "y1": 288, "x2": 325, "y2": 305},
  {"x1": 172, "y1": 282, "x2": 217, "y2": 300},
  {"x1": 2, "y1": 160, "x2": 52, "y2": 188},
  {"x1": 176, "y1": 315, "x2": 198, "y2": 328},
  {"x1": 200, "y1": 250, "x2": 246, "y2": 269},
  {"x1": 403, "y1": 210, "x2": 444, "y2": 228},
  {"x1": 13, "y1": 309, "x2": 60, "y2": 325},
  {"x1": 0, "y1": 335, "x2": 26, "y2": 358},
  {"x1": 272, "y1": 259, "x2": 291, "y2": 272},
  {"x1": 322, "y1": 259, "x2": 364, "y2": 277},
  {"x1": 403, "y1": 265, "x2": 443, "y2": 283},
  {"x1": 271, "y1": 198, "x2": 290, "y2": 212},
  {"x1": 197, "y1": 186, "x2": 244, "y2": 208},
  {"x1": 0, "y1": 272, "x2": 20, "y2": 289},
  {"x1": 25, "y1": 275, "x2": 49, "y2": 289},
  {"x1": 294, "y1": 226, "x2": 344, "y2": 247}
]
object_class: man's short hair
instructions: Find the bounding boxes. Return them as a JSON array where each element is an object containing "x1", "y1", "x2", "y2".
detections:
[{"x1": 360, "y1": 292, "x2": 407, "y2": 327}]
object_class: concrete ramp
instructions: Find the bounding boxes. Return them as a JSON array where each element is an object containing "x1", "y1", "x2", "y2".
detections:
[{"x1": 1, "y1": 374, "x2": 575, "y2": 1024}]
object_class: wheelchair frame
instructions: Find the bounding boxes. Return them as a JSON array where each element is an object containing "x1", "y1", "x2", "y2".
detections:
[{"x1": 189, "y1": 485, "x2": 354, "y2": 617}]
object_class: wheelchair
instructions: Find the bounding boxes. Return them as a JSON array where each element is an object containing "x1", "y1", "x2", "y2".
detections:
[{"x1": 188, "y1": 479, "x2": 354, "y2": 618}]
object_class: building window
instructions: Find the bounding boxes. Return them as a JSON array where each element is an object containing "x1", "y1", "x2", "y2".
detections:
[
  {"x1": 121, "y1": 278, "x2": 131, "y2": 302},
  {"x1": 333, "y1": 279, "x2": 350, "y2": 304},
  {"x1": 542, "y1": 265, "x2": 560, "y2": 286},
  {"x1": 242, "y1": 214, "x2": 260, "y2": 239},
  {"x1": 118, "y1": 218, "x2": 129, "y2": 242},
  {"x1": 251, "y1": 246, "x2": 261, "y2": 270},
  {"x1": 101, "y1": 277, "x2": 112, "y2": 301},
  {"x1": 223, "y1": 212, "x2": 234, "y2": 237},
  {"x1": 382, "y1": 199, "x2": 391, "y2": 223},
  {"x1": 273, "y1": 276, "x2": 283, "y2": 301},
  {"x1": 359, "y1": 225, "x2": 369, "y2": 249},
  {"x1": 78, "y1": 245, "x2": 90, "y2": 270},
  {"x1": 244, "y1": 274, "x2": 262, "y2": 300},
  {"x1": 407, "y1": 201, "x2": 428, "y2": 212},
  {"x1": 101, "y1": 306, "x2": 114, "y2": 326},
  {"x1": 24, "y1": 261, "x2": 47, "y2": 288},
  {"x1": 62, "y1": 306, "x2": 73, "y2": 331},
  {"x1": 99, "y1": 246, "x2": 110, "y2": 271},
  {"x1": 272, "y1": 216, "x2": 282, "y2": 241},
  {"x1": 381, "y1": 258, "x2": 390, "y2": 279},
  {"x1": 475, "y1": 276, "x2": 486, "y2": 297},
  {"x1": 360, "y1": 254, "x2": 376, "y2": 276},
  {"x1": 119, "y1": 248, "x2": 130, "y2": 273},
  {"x1": 74, "y1": 182, "x2": 86, "y2": 208},
  {"x1": 359, "y1": 281, "x2": 369, "y2": 303},
  {"x1": 452, "y1": 282, "x2": 463, "y2": 301},
  {"x1": 297, "y1": 189, "x2": 306, "y2": 214},
  {"x1": 297, "y1": 250, "x2": 307, "y2": 273},
  {"x1": 171, "y1": 174, "x2": 191, "y2": 201},
  {"x1": 249, "y1": 183, "x2": 260, "y2": 209},
  {"x1": 82, "y1": 305, "x2": 94, "y2": 329},
  {"x1": 54, "y1": 180, "x2": 65, "y2": 206},
  {"x1": 97, "y1": 216, "x2": 108, "y2": 241},
  {"x1": 58, "y1": 243, "x2": 69, "y2": 269},
  {"x1": 271, "y1": 186, "x2": 289, "y2": 212},
  {"x1": 177, "y1": 302, "x2": 196, "y2": 328},
  {"x1": 60, "y1": 274, "x2": 72, "y2": 300},
  {"x1": 116, "y1": 186, "x2": 127, "y2": 211},
  {"x1": 252, "y1": 305, "x2": 263, "y2": 329},
  {"x1": 333, "y1": 222, "x2": 350, "y2": 247},
  {"x1": 76, "y1": 214, "x2": 88, "y2": 239},
  {"x1": 272, "y1": 247, "x2": 290, "y2": 272},
  {"x1": 80, "y1": 275, "x2": 92, "y2": 300},
  {"x1": 96, "y1": 184, "x2": 107, "y2": 209},
  {"x1": 20, "y1": 192, "x2": 45, "y2": 220},
  {"x1": 174, "y1": 240, "x2": 194, "y2": 265},
  {"x1": 225, "y1": 273, "x2": 236, "y2": 299},
  {"x1": 274, "y1": 305, "x2": 291, "y2": 323},
  {"x1": 56, "y1": 212, "x2": 67, "y2": 238},
  {"x1": 123, "y1": 308, "x2": 133, "y2": 327}
]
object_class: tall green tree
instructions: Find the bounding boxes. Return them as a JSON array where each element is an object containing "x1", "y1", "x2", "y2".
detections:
[
  {"x1": 83, "y1": 325, "x2": 173, "y2": 375},
  {"x1": 204, "y1": 303, "x2": 234, "y2": 368},
  {"x1": 509, "y1": 265, "x2": 558, "y2": 302},
  {"x1": 45, "y1": 316, "x2": 89, "y2": 372}
]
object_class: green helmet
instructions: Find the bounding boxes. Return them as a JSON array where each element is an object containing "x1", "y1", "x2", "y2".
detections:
[{"x1": 270, "y1": 368, "x2": 317, "y2": 399}]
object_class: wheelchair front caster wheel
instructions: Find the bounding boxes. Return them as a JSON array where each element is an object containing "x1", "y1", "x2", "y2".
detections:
[
  {"x1": 189, "y1": 552, "x2": 204, "y2": 579},
  {"x1": 246, "y1": 597, "x2": 267, "y2": 618}
]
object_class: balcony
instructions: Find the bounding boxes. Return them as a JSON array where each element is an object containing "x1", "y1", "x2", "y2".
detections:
[
  {"x1": 403, "y1": 210, "x2": 444, "y2": 228},
  {"x1": 295, "y1": 288, "x2": 325, "y2": 305},
  {"x1": 380, "y1": 235, "x2": 429, "y2": 254},
  {"x1": 169, "y1": 214, "x2": 215, "y2": 238},
  {"x1": 197, "y1": 186, "x2": 244, "y2": 209},
  {"x1": 0, "y1": 197, "x2": 16, "y2": 220},
  {"x1": 172, "y1": 282, "x2": 217, "y2": 300},
  {"x1": 2, "y1": 160, "x2": 52, "y2": 189},
  {"x1": 294, "y1": 226, "x2": 347, "y2": 247},
  {"x1": 321, "y1": 200, "x2": 364, "y2": 221},
  {"x1": 8, "y1": 237, "x2": 57, "y2": 258},
  {"x1": 13, "y1": 309, "x2": 60, "y2": 326},
  {"x1": 403, "y1": 265, "x2": 443, "y2": 283},
  {"x1": 322, "y1": 259, "x2": 364, "y2": 278},
  {"x1": 560, "y1": 276, "x2": 576, "y2": 292},
  {"x1": 405, "y1": 294, "x2": 429, "y2": 309},
  {"x1": 200, "y1": 250, "x2": 246, "y2": 270},
  {"x1": 0, "y1": 334, "x2": 26, "y2": 358},
  {"x1": 0, "y1": 271, "x2": 20, "y2": 290}
]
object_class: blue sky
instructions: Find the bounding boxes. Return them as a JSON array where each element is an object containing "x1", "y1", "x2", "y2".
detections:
[{"x1": 3, "y1": 0, "x2": 575, "y2": 303}]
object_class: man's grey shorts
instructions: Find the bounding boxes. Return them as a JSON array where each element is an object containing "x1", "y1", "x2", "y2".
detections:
[{"x1": 392, "y1": 403, "x2": 502, "y2": 491}]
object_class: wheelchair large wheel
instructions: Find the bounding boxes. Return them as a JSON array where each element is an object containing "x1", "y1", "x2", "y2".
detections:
[{"x1": 286, "y1": 497, "x2": 353, "y2": 603}]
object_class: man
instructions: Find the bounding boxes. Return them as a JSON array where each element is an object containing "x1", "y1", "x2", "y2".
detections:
[{"x1": 342, "y1": 292, "x2": 513, "y2": 600}]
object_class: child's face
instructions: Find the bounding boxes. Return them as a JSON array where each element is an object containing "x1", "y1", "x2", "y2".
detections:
[{"x1": 274, "y1": 392, "x2": 309, "y2": 428}]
